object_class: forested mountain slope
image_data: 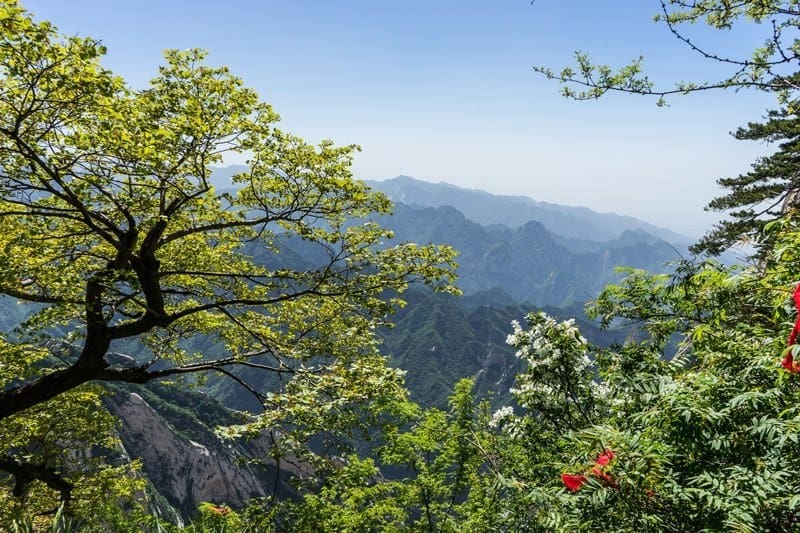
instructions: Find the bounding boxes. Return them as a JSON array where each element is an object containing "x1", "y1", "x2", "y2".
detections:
[{"x1": 380, "y1": 289, "x2": 624, "y2": 408}]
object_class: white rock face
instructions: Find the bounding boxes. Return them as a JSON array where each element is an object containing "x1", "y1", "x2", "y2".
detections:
[{"x1": 108, "y1": 392, "x2": 273, "y2": 517}]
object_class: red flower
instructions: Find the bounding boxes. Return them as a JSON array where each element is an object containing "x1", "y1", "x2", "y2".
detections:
[
  {"x1": 561, "y1": 473, "x2": 587, "y2": 491},
  {"x1": 785, "y1": 284, "x2": 800, "y2": 372},
  {"x1": 595, "y1": 449, "x2": 614, "y2": 466},
  {"x1": 562, "y1": 449, "x2": 617, "y2": 492},
  {"x1": 782, "y1": 352, "x2": 800, "y2": 373}
]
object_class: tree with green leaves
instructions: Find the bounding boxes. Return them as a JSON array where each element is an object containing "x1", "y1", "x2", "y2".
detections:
[
  {"x1": 269, "y1": 378, "x2": 501, "y2": 532},
  {"x1": 0, "y1": 0, "x2": 456, "y2": 524},
  {"x1": 536, "y1": 0, "x2": 800, "y2": 106},
  {"x1": 692, "y1": 107, "x2": 800, "y2": 260}
]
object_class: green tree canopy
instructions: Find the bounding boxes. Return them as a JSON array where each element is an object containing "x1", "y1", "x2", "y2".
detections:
[
  {"x1": 692, "y1": 107, "x2": 800, "y2": 259},
  {"x1": 0, "y1": 0, "x2": 456, "y2": 523}
]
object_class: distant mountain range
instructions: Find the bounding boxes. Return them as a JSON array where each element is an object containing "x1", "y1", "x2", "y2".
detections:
[
  {"x1": 208, "y1": 168, "x2": 689, "y2": 306},
  {"x1": 366, "y1": 175, "x2": 691, "y2": 245},
  {"x1": 211, "y1": 169, "x2": 690, "y2": 246}
]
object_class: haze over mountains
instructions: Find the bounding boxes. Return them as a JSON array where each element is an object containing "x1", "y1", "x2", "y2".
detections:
[
  {"x1": 212, "y1": 167, "x2": 691, "y2": 246},
  {"x1": 367, "y1": 175, "x2": 692, "y2": 244},
  {"x1": 209, "y1": 167, "x2": 691, "y2": 307}
]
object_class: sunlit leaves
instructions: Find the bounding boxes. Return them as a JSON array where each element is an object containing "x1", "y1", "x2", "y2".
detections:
[{"x1": 0, "y1": 0, "x2": 458, "y2": 523}]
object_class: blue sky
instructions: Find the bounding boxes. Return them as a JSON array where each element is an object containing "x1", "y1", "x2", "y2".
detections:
[{"x1": 23, "y1": 0, "x2": 779, "y2": 237}]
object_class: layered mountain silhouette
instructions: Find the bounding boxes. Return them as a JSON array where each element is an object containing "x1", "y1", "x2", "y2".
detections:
[
  {"x1": 366, "y1": 175, "x2": 691, "y2": 245},
  {"x1": 378, "y1": 202, "x2": 681, "y2": 307}
]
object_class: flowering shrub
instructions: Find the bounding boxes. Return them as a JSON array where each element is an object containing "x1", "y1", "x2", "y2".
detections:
[{"x1": 502, "y1": 312, "x2": 599, "y2": 433}]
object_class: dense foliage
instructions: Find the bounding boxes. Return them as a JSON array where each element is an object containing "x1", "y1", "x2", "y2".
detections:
[
  {"x1": 693, "y1": 107, "x2": 800, "y2": 260},
  {"x1": 0, "y1": 0, "x2": 456, "y2": 526},
  {"x1": 260, "y1": 229, "x2": 800, "y2": 531},
  {"x1": 7, "y1": 0, "x2": 800, "y2": 531}
]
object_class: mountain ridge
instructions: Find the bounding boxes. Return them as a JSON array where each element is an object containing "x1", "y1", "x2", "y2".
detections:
[
  {"x1": 381, "y1": 202, "x2": 681, "y2": 306},
  {"x1": 365, "y1": 175, "x2": 691, "y2": 244},
  {"x1": 209, "y1": 167, "x2": 690, "y2": 246}
]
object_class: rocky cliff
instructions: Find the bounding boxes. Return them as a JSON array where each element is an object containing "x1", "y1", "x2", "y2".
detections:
[{"x1": 105, "y1": 390, "x2": 295, "y2": 522}]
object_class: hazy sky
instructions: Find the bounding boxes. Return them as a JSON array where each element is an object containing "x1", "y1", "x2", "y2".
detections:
[{"x1": 23, "y1": 1, "x2": 779, "y2": 237}]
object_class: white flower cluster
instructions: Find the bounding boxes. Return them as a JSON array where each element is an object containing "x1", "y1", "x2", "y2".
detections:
[
  {"x1": 505, "y1": 313, "x2": 589, "y2": 367},
  {"x1": 505, "y1": 320, "x2": 527, "y2": 353},
  {"x1": 504, "y1": 312, "x2": 597, "y2": 410},
  {"x1": 510, "y1": 380, "x2": 555, "y2": 398},
  {"x1": 488, "y1": 405, "x2": 514, "y2": 428},
  {"x1": 488, "y1": 405, "x2": 523, "y2": 438},
  {"x1": 590, "y1": 380, "x2": 610, "y2": 397}
]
